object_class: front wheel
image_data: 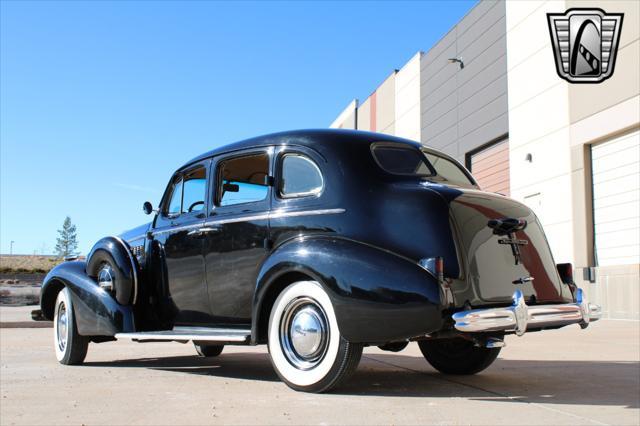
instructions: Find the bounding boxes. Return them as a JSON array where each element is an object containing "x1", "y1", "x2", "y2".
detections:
[
  {"x1": 267, "y1": 281, "x2": 362, "y2": 393},
  {"x1": 53, "y1": 288, "x2": 89, "y2": 365},
  {"x1": 418, "y1": 338, "x2": 500, "y2": 375}
]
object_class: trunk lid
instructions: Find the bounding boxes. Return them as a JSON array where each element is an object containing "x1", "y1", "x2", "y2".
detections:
[{"x1": 446, "y1": 188, "x2": 570, "y2": 306}]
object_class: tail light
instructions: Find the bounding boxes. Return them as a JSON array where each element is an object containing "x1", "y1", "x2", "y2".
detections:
[
  {"x1": 419, "y1": 256, "x2": 453, "y2": 307},
  {"x1": 419, "y1": 256, "x2": 445, "y2": 283}
]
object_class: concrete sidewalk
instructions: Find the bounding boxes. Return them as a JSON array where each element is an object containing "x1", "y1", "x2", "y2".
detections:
[{"x1": 0, "y1": 313, "x2": 638, "y2": 425}]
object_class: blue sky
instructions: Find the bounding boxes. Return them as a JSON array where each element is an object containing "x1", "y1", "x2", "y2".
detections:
[{"x1": 1, "y1": 0, "x2": 475, "y2": 255}]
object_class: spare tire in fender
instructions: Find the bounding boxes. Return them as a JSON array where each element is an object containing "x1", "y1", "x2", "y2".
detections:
[{"x1": 86, "y1": 237, "x2": 138, "y2": 305}]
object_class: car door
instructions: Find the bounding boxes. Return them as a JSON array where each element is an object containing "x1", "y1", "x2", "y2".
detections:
[
  {"x1": 152, "y1": 160, "x2": 213, "y2": 325},
  {"x1": 202, "y1": 148, "x2": 272, "y2": 325}
]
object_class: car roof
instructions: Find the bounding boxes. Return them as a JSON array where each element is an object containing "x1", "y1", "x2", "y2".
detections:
[{"x1": 180, "y1": 128, "x2": 425, "y2": 170}]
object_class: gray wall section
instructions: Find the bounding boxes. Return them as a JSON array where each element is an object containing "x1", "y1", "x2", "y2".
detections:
[{"x1": 420, "y1": 0, "x2": 508, "y2": 163}]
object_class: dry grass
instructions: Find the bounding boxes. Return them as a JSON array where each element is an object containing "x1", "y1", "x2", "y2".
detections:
[{"x1": 0, "y1": 255, "x2": 63, "y2": 274}]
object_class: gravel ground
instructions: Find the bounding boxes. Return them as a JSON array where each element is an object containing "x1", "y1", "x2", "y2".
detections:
[{"x1": 0, "y1": 309, "x2": 638, "y2": 425}]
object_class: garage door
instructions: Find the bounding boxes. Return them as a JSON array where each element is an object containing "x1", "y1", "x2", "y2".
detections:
[
  {"x1": 591, "y1": 129, "x2": 640, "y2": 266},
  {"x1": 468, "y1": 138, "x2": 510, "y2": 196}
]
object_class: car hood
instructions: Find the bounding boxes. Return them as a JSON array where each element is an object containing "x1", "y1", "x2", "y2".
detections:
[{"x1": 119, "y1": 222, "x2": 151, "y2": 243}]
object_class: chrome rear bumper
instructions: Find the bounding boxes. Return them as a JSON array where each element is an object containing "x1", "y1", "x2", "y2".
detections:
[{"x1": 452, "y1": 289, "x2": 601, "y2": 336}]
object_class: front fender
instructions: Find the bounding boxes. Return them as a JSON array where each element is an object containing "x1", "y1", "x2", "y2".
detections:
[
  {"x1": 253, "y1": 236, "x2": 443, "y2": 344},
  {"x1": 40, "y1": 261, "x2": 134, "y2": 336},
  {"x1": 86, "y1": 236, "x2": 139, "y2": 305}
]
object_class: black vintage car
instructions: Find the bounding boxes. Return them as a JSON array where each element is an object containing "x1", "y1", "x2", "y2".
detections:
[{"x1": 39, "y1": 129, "x2": 601, "y2": 392}]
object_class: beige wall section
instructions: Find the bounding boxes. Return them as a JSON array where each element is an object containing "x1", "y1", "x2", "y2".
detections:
[
  {"x1": 506, "y1": 0, "x2": 640, "y2": 319},
  {"x1": 329, "y1": 99, "x2": 358, "y2": 130},
  {"x1": 395, "y1": 52, "x2": 422, "y2": 142},
  {"x1": 568, "y1": 0, "x2": 640, "y2": 320},
  {"x1": 376, "y1": 72, "x2": 396, "y2": 135},
  {"x1": 506, "y1": 0, "x2": 574, "y2": 264},
  {"x1": 357, "y1": 97, "x2": 371, "y2": 132},
  {"x1": 567, "y1": 0, "x2": 640, "y2": 123}
]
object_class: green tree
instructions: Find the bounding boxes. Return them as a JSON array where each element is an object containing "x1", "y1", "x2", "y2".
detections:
[{"x1": 55, "y1": 216, "x2": 79, "y2": 258}]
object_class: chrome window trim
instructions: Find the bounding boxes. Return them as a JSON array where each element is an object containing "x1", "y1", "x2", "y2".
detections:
[
  {"x1": 112, "y1": 235, "x2": 139, "y2": 305},
  {"x1": 279, "y1": 154, "x2": 324, "y2": 199}
]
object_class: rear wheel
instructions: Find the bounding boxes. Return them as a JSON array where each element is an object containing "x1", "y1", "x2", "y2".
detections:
[
  {"x1": 418, "y1": 338, "x2": 500, "y2": 375},
  {"x1": 194, "y1": 343, "x2": 224, "y2": 357},
  {"x1": 267, "y1": 281, "x2": 362, "y2": 393},
  {"x1": 53, "y1": 288, "x2": 89, "y2": 365}
]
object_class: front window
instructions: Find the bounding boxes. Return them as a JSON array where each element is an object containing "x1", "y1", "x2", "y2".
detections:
[
  {"x1": 217, "y1": 153, "x2": 269, "y2": 207},
  {"x1": 166, "y1": 178, "x2": 183, "y2": 216},
  {"x1": 182, "y1": 167, "x2": 206, "y2": 213}
]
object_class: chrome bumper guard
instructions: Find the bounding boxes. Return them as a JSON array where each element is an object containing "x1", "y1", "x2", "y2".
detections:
[{"x1": 452, "y1": 289, "x2": 601, "y2": 336}]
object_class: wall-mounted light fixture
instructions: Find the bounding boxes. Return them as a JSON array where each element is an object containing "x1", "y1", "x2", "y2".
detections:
[
  {"x1": 448, "y1": 57, "x2": 464, "y2": 69},
  {"x1": 525, "y1": 153, "x2": 533, "y2": 163}
]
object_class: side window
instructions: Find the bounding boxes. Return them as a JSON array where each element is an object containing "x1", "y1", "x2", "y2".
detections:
[
  {"x1": 166, "y1": 178, "x2": 183, "y2": 216},
  {"x1": 182, "y1": 167, "x2": 206, "y2": 213},
  {"x1": 217, "y1": 153, "x2": 269, "y2": 207},
  {"x1": 280, "y1": 154, "x2": 323, "y2": 198}
]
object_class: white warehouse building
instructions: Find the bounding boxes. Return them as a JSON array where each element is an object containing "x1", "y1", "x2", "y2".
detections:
[{"x1": 330, "y1": 0, "x2": 639, "y2": 319}]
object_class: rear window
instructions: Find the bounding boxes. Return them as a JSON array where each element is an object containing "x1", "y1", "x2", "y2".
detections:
[
  {"x1": 423, "y1": 152, "x2": 474, "y2": 187},
  {"x1": 372, "y1": 145, "x2": 433, "y2": 176},
  {"x1": 372, "y1": 143, "x2": 474, "y2": 187}
]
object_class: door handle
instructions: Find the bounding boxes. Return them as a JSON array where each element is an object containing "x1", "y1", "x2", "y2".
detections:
[{"x1": 187, "y1": 227, "x2": 221, "y2": 237}]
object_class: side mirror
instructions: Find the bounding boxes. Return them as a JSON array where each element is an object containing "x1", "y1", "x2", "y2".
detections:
[
  {"x1": 143, "y1": 201, "x2": 154, "y2": 215},
  {"x1": 223, "y1": 183, "x2": 239, "y2": 193}
]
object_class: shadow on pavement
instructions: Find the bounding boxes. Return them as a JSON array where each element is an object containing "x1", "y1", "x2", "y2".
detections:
[{"x1": 84, "y1": 352, "x2": 639, "y2": 409}]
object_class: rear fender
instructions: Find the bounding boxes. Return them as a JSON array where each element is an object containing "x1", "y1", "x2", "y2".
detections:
[
  {"x1": 40, "y1": 261, "x2": 134, "y2": 336},
  {"x1": 253, "y1": 236, "x2": 443, "y2": 344}
]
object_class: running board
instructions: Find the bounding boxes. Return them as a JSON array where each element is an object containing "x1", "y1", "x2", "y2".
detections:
[{"x1": 115, "y1": 326, "x2": 251, "y2": 342}]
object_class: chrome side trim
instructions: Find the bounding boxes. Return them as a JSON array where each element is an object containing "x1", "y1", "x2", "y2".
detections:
[
  {"x1": 452, "y1": 289, "x2": 601, "y2": 335},
  {"x1": 125, "y1": 234, "x2": 147, "y2": 244},
  {"x1": 151, "y1": 222, "x2": 202, "y2": 236},
  {"x1": 115, "y1": 326, "x2": 251, "y2": 342},
  {"x1": 203, "y1": 208, "x2": 346, "y2": 226},
  {"x1": 112, "y1": 235, "x2": 139, "y2": 305},
  {"x1": 204, "y1": 213, "x2": 270, "y2": 226},
  {"x1": 151, "y1": 208, "x2": 346, "y2": 236},
  {"x1": 268, "y1": 208, "x2": 345, "y2": 220}
]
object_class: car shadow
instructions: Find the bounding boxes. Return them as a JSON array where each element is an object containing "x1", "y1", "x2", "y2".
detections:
[
  {"x1": 85, "y1": 352, "x2": 280, "y2": 382},
  {"x1": 84, "y1": 352, "x2": 639, "y2": 409}
]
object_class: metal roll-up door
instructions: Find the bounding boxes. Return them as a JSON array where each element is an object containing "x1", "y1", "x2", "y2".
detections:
[{"x1": 591, "y1": 129, "x2": 640, "y2": 266}]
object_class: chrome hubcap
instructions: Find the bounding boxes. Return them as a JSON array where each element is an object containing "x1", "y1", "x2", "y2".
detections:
[
  {"x1": 280, "y1": 297, "x2": 329, "y2": 370},
  {"x1": 57, "y1": 303, "x2": 68, "y2": 352},
  {"x1": 97, "y1": 264, "x2": 114, "y2": 291}
]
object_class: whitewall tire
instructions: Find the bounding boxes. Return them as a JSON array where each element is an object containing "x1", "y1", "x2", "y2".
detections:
[
  {"x1": 53, "y1": 287, "x2": 89, "y2": 365},
  {"x1": 267, "y1": 280, "x2": 362, "y2": 393}
]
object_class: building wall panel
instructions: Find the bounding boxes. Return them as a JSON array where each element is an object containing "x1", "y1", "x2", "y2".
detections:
[{"x1": 420, "y1": 0, "x2": 508, "y2": 162}]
